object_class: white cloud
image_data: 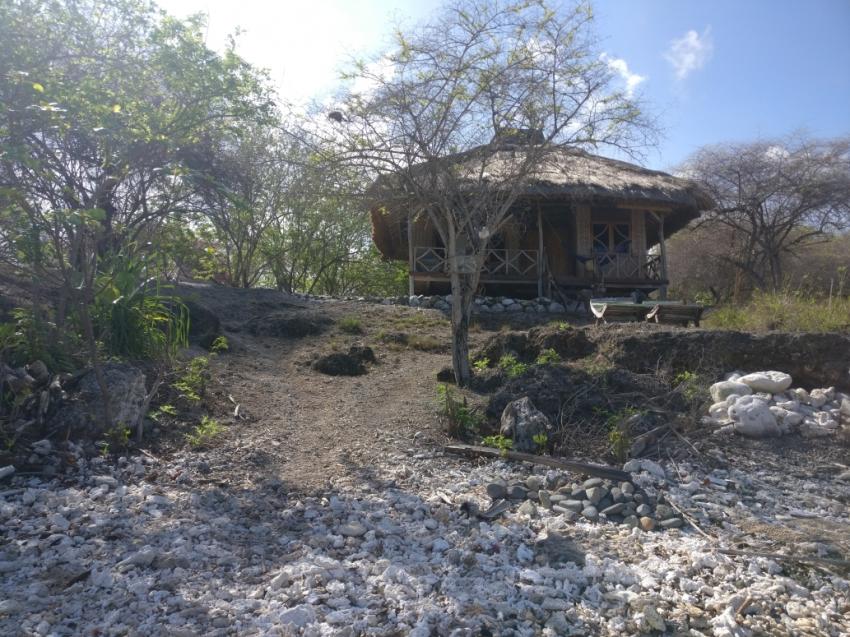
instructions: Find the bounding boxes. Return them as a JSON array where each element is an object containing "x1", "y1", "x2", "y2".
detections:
[
  {"x1": 665, "y1": 27, "x2": 713, "y2": 80},
  {"x1": 600, "y1": 53, "x2": 646, "y2": 97}
]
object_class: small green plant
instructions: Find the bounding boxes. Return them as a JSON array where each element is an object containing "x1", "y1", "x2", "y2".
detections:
[
  {"x1": 554, "y1": 320, "x2": 571, "y2": 331},
  {"x1": 604, "y1": 407, "x2": 641, "y2": 464},
  {"x1": 673, "y1": 370, "x2": 702, "y2": 402},
  {"x1": 481, "y1": 434, "x2": 513, "y2": 455},
  {"x1": 101, "y1": 425, "x2": 131, "y2": 453},
  {"x1": 532, "y1": 432, "x2": 548, "y2": 452},
  {"x1": 498, "y1": 354, "x2": 529, "y2": 378},
  {"x1": 535, "y1": 348, "x2": 561, "y2": 365},
  {"x1": 472, "y1": 357, "x2": 490, "y2": 372},
  {"x1": 151, "y1": 403, "x2": 178, "y2": 421},
  {"x1": 210, "y1": 335, "x2": 229, "y2": 353},
  {"x1": 186, "y1": 415, "x2": 223, "y2": 448},
  {"x1": 173, "y1": 355, "x2": 210, "y2": 403},
  {"x1": 608, "y1": 427, "x2": 630, "y2": 464},
  {"x1": 338, "y1": 316, "x2": 363, "y2": 334},
  {"x1": 437, "y1": 384, "x2": 481, "y2": 437}
]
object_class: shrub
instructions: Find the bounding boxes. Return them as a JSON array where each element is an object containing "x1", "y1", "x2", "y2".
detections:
[
  {"x1": 498, "y1": 354, "x2": 529, "y2": 378},
  {"x1": 437, "y1": 384, "x2": 481, "y2": 437},
  {"x1": 186, "y1": 416, "x2": 223, "y2": 448},
  {"x1": 481, "y1": 434, "x2": 513, "y2": 454},
  {"x1": 535, "y1": 348, "x2": 561, "y2": 365},
  {"x1": 473, "y1": 357, "x2": 490, "y2": 372},
  {"x1": 673, "y1": 370, "x2": 703, "y2": 402},
  {"x1": 173, "y1": 356, "x2": 210, "y2": 403},
  {"x1": 209, "y1": 336, "x2": 229, "y2": 353}
]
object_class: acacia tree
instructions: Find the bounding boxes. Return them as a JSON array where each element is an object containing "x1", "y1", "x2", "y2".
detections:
[
  {"x1": 681, "y1": 136, "x2": 850, "y2": 292},
  {"x1": 329, "y1": 0, "x2": 654, "y2": 385},
  {"x1": 0, "y1": 0, "x2": 273, "y2": 424}
]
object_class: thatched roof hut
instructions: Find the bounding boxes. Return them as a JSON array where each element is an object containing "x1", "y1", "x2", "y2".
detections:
[{"x1": 369, "y1": 143, "x2": 712, "y2": 298}]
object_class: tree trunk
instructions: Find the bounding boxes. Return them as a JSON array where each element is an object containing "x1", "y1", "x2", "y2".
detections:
[{"x1": 449, "y1": 269, "x2": 473, "y2": 386}]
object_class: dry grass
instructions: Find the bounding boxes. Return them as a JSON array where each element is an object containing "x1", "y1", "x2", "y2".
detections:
[{"x1": 705, "y1": 291, "x2": 850, "y2": 332}]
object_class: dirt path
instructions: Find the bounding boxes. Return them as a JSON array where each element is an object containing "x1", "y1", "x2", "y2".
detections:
[{"x1": 180, "y1": 288, "x2": 458, "y2": 493}]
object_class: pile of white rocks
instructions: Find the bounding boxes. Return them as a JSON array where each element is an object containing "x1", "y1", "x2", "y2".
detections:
[{"x1": 706, "y1": 370, "x2": 850, "y2": 438}]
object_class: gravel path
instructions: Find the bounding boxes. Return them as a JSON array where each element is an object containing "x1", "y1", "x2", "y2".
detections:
[{"x1": 2, "y1": 440, "x2": 848, "y2": 636}]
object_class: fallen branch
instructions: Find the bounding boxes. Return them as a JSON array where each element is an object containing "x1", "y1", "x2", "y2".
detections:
[
  {"x1": 718, "y1": 548, "x2": 850, "y2": 569},
  {"x1": 444, "y1": 444, "x2": 630, "y2": 482},
  {"x1": 666, "y1": 497, "x2": 715, "y2": 542}
]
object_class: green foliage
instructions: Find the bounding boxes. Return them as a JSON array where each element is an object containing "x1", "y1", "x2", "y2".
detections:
[
  {"x1": 151, "y1": 404, "x2": 178, "y2": 421},
  {"x1": 436, "y1": 384, "x2": 481, "y2": 437},
  {"x1": 532, "y1": 432, "x2": 548, "y2": 452},
  {"x1": 0, "y1": 0, "x2": 273, "y2": 373},
  {"x1": 481, "y1": 434, "x2": 513, "y2": 454},
  {"x1": 338, "y1": 316, "x2": 364, "y2": 334},
  {"x1": 472, "y1": 357, "x2": 490, "y2": 372},
  {"x1": 535, "y1": 348, "x2": 561, "y2": 366},
  {"x1": 104, "y1": 425, "x2": 131, "y2": 451},
  {"x1": 94, "y1": 253, "x2": 189, "y2": 361},
  {"x1": 673, "y1": 370, "x2": 703, "y2": 402},
  {"x1": 705, "y1": 289, "x2": 850, "y2": 332},
  {"x1": 0, "y1": 308, "x2": 76, "y2": 371},
  {"x1": 498, "y1": 354, "x2": 529, "y2": 378},
  {"x1": 186, "y1": 416, "x2": 223, "y2": 448},
  {"x1": 173, "y1": 356, "x2": 210, "y2": 403},
  {"x1": 209, "y1": 336, "x2": 229, "y2": 354},
  {"x1": 553, "y1": 320, "x2": 571, "y2": 331},
  {"x1": 607, "y1": 427, "x2": 631, "y2": 465}
]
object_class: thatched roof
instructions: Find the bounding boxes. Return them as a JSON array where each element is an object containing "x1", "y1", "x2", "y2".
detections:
[{"x1": 370, "y1": 145, "x2": 713, "y2": 259}]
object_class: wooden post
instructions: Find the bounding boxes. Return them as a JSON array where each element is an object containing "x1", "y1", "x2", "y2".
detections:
[
  {"x1": 658, "y1": 212, "x2": 668, "y2": 300},
  {"x1": 537, "y1": 205, "x2": 544, "y2": 298},
  {"x1": 407, "y1": 212, "x2": 414, "y2": 297}
]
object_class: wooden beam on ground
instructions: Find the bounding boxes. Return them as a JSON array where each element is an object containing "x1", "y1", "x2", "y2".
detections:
[
  {"x1": 718, "y1": 548, "x2": 850, "y2": 569},
  {"x1": 444, "y1": 444, "x2": 631, "y2": 482}
]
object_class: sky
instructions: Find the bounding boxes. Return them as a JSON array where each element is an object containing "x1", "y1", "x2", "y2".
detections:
[{"x1": 160, "y1": 0, "x2": 850, "y2": 170}]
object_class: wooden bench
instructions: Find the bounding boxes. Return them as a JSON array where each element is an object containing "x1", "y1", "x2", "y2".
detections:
[
  {"x1": 590, "y1": 301, "x2": 650, "y2": 324},
  {"x1": 645, "y1": 303, "x2": 705, "y2": 327}
]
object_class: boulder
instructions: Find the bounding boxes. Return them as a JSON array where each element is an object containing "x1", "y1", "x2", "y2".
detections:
[
  {"x1": 727, "y1": 395, "x2": 781, "y2": 438},
  {"x1": 500, "y1": 397, "x2": 552, "y2": 453},
  {"x1": 312, "y1": 345, "x2": 375, "y2": 376},
  {"x1": 809, "y1": 389, "x2": 828, "y2": 409},
  {"x1": 49, "y1": 363, "x2": 147, "y2": 438},
  {"x1": 738, "y1": 371, "x2": 793, "y2": 394},
  {"x1": 710, "y1": 381, "x2": 752, "y2": 403},
  {"x1": 246, "y1": 313, "x2": 329, "y2": 338},
  {"x1": 180, "y1": 299, "x2": 222, "y2": 349}
]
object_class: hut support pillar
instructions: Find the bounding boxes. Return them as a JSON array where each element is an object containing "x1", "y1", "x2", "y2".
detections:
[
  {"x1": 407, "y1": 212, "x2": 414, "y2": 297},
  {"x1": 536, "y1": 206, "x2": 544, "y2": 298},
  {"x1": 650, "y1": 211, "x2": 669, "y2": 300}
]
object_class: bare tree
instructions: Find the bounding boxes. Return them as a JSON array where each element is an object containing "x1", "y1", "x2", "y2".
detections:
[
  {"x1": 328, "y1": 0, "x2": 655, "y2": 385},
  {"x1": 681, "y1": 135, "x2": 850, "y2": 292}
]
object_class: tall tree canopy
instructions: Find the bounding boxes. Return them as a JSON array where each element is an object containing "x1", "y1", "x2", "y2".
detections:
[
  {"x1": 329, "y1": 0, "x2": 656, "y2": 384},
  {"x1": 681, "y1": 136, "x2": 850, "y2": 291}
]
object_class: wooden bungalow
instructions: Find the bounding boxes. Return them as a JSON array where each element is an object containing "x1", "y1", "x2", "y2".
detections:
[{"x1": 370, "y1": 143, "x2": 712, "y2": 300}]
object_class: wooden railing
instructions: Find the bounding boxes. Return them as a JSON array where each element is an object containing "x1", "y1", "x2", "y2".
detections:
[
  {"x1": 413, "y1": 247, "x2": 540, "y2": 278},
  {"x1": 579, "y1": 253, "x2": 663, "y2": 280}
]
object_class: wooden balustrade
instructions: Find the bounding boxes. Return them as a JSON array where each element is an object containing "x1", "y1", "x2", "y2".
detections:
[{"x1": 413, "y1": 247, "x2": 540, "y2": 278}]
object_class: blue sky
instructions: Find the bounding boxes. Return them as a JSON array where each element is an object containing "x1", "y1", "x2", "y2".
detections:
[{"x1": 162, "y1": 0, "x2": 850, "y2": 170}]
